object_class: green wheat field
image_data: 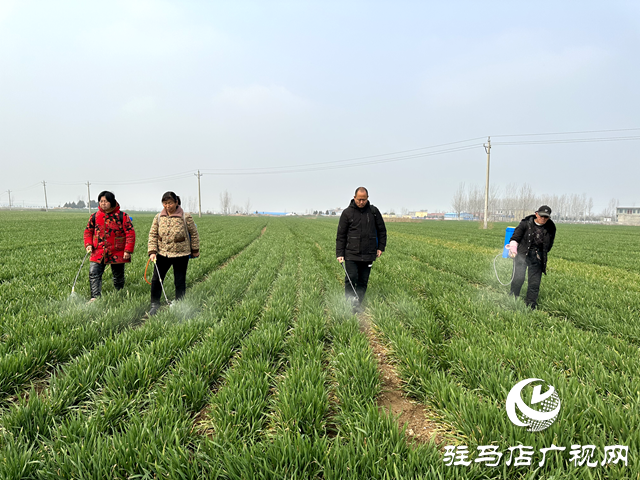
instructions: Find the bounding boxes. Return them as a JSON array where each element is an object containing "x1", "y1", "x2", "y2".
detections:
[{"x1": 0, "y1": 211, "x2": 638, "y2": 479}]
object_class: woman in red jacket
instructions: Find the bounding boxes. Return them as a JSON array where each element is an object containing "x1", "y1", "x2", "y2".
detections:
[{"x1": 83, "y1": 191, "x2": 136, "y2": 301}]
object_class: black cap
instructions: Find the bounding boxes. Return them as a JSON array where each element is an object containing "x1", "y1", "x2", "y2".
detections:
[{"x1": 537, "y1": 205, "x2": 552, "y2": 217}]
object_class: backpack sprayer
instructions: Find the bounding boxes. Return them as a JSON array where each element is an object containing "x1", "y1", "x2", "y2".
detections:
[{"x1": 493, "y1": 226, "x2": 516, "y2": 286}]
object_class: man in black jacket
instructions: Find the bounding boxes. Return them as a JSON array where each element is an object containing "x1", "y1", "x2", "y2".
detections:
[
  {"x1": 336, "y1": 187, "x2": 387, "y2": 311},
  {"x1": 508, "y1": 205, "x2": 556, "y2": 310}
]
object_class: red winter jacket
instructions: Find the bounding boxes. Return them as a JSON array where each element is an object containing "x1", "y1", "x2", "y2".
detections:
[{"x1": 84, "y1": 204, "x2": 135, "y2": 264}]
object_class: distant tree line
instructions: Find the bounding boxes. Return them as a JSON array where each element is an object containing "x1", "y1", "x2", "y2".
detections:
[
  {"x1": 452, "y1": 183, "x2": 619, "y2": 222},
  {"x1": 218, "y1": 190, "x2": 253, "y2": 215},
  {"x1": 63, "y1": 200, "x2": 98, "y2": 209}
]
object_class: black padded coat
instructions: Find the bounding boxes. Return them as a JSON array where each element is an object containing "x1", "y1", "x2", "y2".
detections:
[{"x1": 336, "y1": 199, "x2": 387, "y2": 262}]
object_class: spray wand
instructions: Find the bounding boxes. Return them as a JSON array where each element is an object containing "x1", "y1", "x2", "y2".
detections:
[
  {"x1": 71, "y1": 250, "x2": 90, "y2": 296},
  {"x1": 340, "y1": 260, "x2": 359, "y2": 303}
]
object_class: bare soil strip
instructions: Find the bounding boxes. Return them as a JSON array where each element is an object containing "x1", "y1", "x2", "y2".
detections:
[{"x1": 358, "y1": 312, "x2": 444, "y2": 446}]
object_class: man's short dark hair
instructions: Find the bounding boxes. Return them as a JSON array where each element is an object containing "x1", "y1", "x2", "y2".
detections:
[
  {"x1": 355, "y1": 186, "x2": 368, "y2": 196},
  {"x1": 97, "y1": 191, "x2": 116, "y2": 208}
]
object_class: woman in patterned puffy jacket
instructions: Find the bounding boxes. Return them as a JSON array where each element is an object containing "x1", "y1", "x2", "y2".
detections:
[
  {"x1": 84, "y1": 191, "x2": 136, "y2": 302},
  {"x1": 147, "y1": 191, "x2": 200, "y2": 315}
]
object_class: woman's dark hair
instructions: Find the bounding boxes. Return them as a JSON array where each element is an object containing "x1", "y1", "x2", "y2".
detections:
[
  {"x1": 161, "y1": 191, "x2": 181, "y2": 205},
  {"x1": 98, "y1": 191, "x2": 117, "y2": 208}
]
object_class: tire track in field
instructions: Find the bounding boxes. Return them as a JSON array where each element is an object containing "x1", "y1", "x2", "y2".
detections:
[
  {"x1": 290, "y1": 225, "x2": 441, "y2": 453},
  {"x1": 357, "y1": 311, "x2": 444, "y2": 446}
]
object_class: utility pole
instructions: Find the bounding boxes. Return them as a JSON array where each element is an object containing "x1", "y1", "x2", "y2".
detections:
[
  {"x1": 42, "y1": 181, "x2": 49, "y2": 212},
  {"x1": 195, "y1": 170, "x2": 203, "y2": 218},
  {"x1": 7, "y1": 190, "x2": 12, "y2": 210},
  {"x1": 483, "y1": 137, "x2": 491, "y2": 230},
  {"x1": 86, "y1": 181, "x2": 91, "y2": 214}
]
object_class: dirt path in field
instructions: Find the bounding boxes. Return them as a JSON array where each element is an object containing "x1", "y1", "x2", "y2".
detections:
[{"x1": 358, "y1": 312, "x2": 444, "y2": 446}]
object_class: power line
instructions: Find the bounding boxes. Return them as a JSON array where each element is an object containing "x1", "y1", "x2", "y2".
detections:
[
  {"x1": 493, "y1": 135, "x2": 640, "y2": 146},
  {"x1": 10, "y1": 182, "x2": 42, "y2": 192},
  {"x1": 93, "y1": 174, "x2": 197, "y2": 186},
  {"x1": 48, "y1": 171, "x2": 196, "y2": 187},
  {"x1": 493, "y1": 127, "x2": 640, "y2": 138},
  {"x1": 3, "y1": 129, "x2": 639, "y2": 191},
  {"x1": 203, "y1": 144, "x2": 483, "y2": 176},
  {"x1": 200, "y1": 136, "x2": 487, "y2": 173}
]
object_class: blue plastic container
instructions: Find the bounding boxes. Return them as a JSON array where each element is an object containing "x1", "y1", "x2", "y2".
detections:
[{"x1": 502, "y1": 227, "x2": 516, "y2": 258}]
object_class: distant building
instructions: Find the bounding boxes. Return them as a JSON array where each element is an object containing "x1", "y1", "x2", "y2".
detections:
[
  {"x1": 256, "y1": 211, "x2": 288, "y2": 216},
  {"x1": 617, "y1": 207, "x2": 640, "y2": 225},
  {"x1": 445, "y1": 212, "x2": 475, "y2": 220},
  {"x1": 414, "y1": 211, "x2": 428, "y2": 218}
]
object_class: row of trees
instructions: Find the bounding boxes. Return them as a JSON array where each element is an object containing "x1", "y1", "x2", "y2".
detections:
[
  {"x1": 451, "y1": 183, "x2": 619, "y2": 222},
  {"x1": 218, "y1": 190, "x2": 252, "y2": 215},
  {"x1": 63, "y1": 200, "x2": 98, "y2": 209}
]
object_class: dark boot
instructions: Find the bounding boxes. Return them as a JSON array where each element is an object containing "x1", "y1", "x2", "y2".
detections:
[
  {"x1": 112, "y1": 264, "x2": 126, "y2": 291},
  {"x1": 149, "y1": 303, "x2": 160, "y2": 316}
]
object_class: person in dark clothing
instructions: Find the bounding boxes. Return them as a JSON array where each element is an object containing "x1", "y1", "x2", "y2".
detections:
[
  {"x1": 336, "y1": 187, "x2": 387, "y2": 311},
  {"x1": 508, "y1": 205, "x2": 556, "y2": 310}
]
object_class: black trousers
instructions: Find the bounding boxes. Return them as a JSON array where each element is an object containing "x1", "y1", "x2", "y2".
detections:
[
  {"x1": 510, "y1": 249, "x2": 543, "y2": 308},
  {"x1": 344, "y1": 260, "x2": 373, "y2": 305},
  {"x1": 151, "y1": 254, "x2": 190, "y2": 304},
  {"x1": 89, "y1": 261, "x2": 125, "y2": 299}
]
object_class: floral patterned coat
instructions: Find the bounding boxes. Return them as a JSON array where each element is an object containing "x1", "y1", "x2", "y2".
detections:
[
  {"x1": 148, "y1": 206, "x2": 199, "y2": 258},
  {"x1": 84, "y1": 204, "x2": 136, "y2": 264}
]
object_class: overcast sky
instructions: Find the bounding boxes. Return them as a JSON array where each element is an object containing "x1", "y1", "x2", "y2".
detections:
[{"x1": 1, "y1": 1, "x2": 639, "y2": 213}]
